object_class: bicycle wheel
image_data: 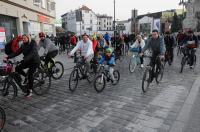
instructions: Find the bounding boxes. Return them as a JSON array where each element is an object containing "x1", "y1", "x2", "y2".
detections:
[
  {"x1": 129, "y1": 57, "x2": 137, "y2": 73},
  {"x1": 32, "y1": 69, "x2": 51, "y2": 95},
  {"x1": 0, "y1": 107, "x2": 6, "y2": 131},
  {"x1": 111, "y1": 70, "x2": 120, "y2": 85},
  {"x1": 180, "y1": 57, "x2": 186, "y2": 73},
  {"x1": 94, "y1": 74, "x2": 106, "y2": 93},
  {"x1": 2, "y1": 80, "x2": 18, "y2": 100},
  {"x1": 69, "y1": 69, "x2": 78, "y2": 92},
  {"x1": 51, "y1": 61, "x2": 64, "y2": 80},
  {"x1": 142, "y1": 68, "x2": 151, "y2": 93},
  {"x1": 155, "y1": 63, "x2": 164, "y2": 83},
  {"x1": 87, "y1": 64, "x2": 97, "y2": 83}
]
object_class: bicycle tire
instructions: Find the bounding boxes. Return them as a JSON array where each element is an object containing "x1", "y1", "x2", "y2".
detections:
[
  {"x1": 155, "y1": 63, "x2": 164, "y2": 83},
  {"x1": 129, "y1": 57, "x2": 137, "y2": 73},
  {"x1": 87, "y1": 64, "x2": 97, "y2": 83},
  {"x1": 111, "y1": 70, "x2": 120, "y2": 85},
  {"x1": 32, "y1": 69, "x2": 51, "y2": 95},
  {"x1": 0, "y1": 107, "x2": 6, "y2": 131},
  {"x1": 69, "y1": 69, "x2": 78, "y2": 92},
  {"x1": 2, "y1": 79, "x2": 18, "y2": 100},
  {"x1": 180, "y1": 57, "x2": 186, "y2": 73},
  {"x1": 51, "y1": 61, "x2": 64, "y2": 80},
  {"x1": 142, "y1": 68, "x2": 151, "y2": 93},
  {"x1": 94, "y1": 74, "x2": 106, "y2": 93}
]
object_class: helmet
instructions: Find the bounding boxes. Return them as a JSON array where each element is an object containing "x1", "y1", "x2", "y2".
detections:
[
  {"x1": 105, "y1": 48, "x2": 112, "y2": 53},
  {"x1": 39, "y1": 32, "x2": 45, "y2": 38}
]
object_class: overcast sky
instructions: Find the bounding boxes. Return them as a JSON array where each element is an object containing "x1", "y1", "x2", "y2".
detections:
[{"x1": 56, "y1": 0, "x2": 182, "y2": 20}]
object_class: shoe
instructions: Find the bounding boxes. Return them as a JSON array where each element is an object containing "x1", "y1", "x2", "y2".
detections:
[
  {"x1": 141, "y1": 64, "x2": 144, "y2": 68},
  {"x1": 190, "y1": 66, "x2": 193, "y2": 69},
  {"x1": 23, "y1": 77, "x2": 28, "y2": 84},
  {"x1": 25, "y1": 92, "x2": 32, "y2": 98}
]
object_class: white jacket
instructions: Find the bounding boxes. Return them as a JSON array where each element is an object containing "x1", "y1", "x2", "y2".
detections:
[
  {"x1": 130, "y1": 39, "x2": 145, "y2": 49},
  {"x1": 70, "y1": 39, "x2": 94, "y2": 57}
]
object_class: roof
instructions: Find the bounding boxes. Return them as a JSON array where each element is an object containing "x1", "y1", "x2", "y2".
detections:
[
  {"x1": 97, "y1": 14, "x2": 112, "y2": 19},
  {"x1": 79, "y1": 5, "x2": 92, "y2": 11}
]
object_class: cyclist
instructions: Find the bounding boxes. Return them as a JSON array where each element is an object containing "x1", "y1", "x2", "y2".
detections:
[
  {"x1": 140, "y1": 29, "x2": 165, "y2": 79},
  {"x1": 38, "y1": 32, "x2": 58, "y2": 67},
  {"x1": 68, "y1": 33, "x2": 94, "y2": 76},
  {"x1": 6, "y1": 34, "x2": 40, "y2": 97},
  {"x1": 130, "y1": 35, "x2": 145, "y2": 68},
  {"x1": 182, "y1": 30, "x2": 198, "y2": 68},
  {"x1": 164, "y1": 31, "x2": 176, "y2": 65},
  {"x1": 98, "y1": 48, "x2": 116, "y2": 81}
]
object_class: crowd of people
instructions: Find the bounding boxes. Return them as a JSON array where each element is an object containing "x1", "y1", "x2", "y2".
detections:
[{"x1": 2, "y1": 29, "x2": 200, "y2": 98}]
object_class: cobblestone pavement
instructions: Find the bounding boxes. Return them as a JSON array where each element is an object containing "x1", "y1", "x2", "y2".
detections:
[{"x1": 0, "y1": 49, "x2": 200, "y2": 132}]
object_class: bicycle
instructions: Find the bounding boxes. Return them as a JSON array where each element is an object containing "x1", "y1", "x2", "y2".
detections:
[
  {"x1": 68, "y1": 56, "x2": 96, "y2": 92},
  {"x1": 180, "y1": 46, "x2": 197, "y2": 73},
  {"x1": 129, "y1": 47, "x2": 143, "y2": 73},
  {"x1": 164, "y1": 49, "x2": 173, "y2": 66},
  {"x1": 93, "y1": 64, "x2": 120, "y2": 93},
  {"x1": 2, "y1": 60, "x2": 51, "y2": 99},
  {"x1": 40, "y1": 56, "x2": 64, "y2": 80},
  {"x1": 142, "y1": 55, "x2": 164, "y2": 93},
  {"x1": 0, "y1": 106, "x2": 6, "y2": 131}
]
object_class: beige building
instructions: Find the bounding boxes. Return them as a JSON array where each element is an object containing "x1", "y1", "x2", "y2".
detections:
[{"x1": 0, "y1": 0, "x2": 56, "y2": 41}]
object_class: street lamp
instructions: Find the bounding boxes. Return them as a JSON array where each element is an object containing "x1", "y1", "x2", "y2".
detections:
[{"x1": 113, "y1": 0, "x2": 116, "y2": 49}]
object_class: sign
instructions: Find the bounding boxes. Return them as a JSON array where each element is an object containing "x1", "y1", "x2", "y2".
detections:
[
  {"x1": 38, "y1": 15, "x2": 50, "y2": 23},
  {"x1": 0, "y1": 27, "x2": 6, "y2": 49},
  {"x1": 116, "y1": 24, "x2": 125, "y2": 30},
  {"x1": 153, "y1": 19, "x2": 161, "y2": 32}
]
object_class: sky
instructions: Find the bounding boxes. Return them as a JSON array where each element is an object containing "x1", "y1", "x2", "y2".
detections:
[{"x1": 56, "y1": 0, "x2": 182, "y2": 20}]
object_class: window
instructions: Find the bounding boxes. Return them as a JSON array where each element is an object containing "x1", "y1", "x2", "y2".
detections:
[
  {"x1": 90, "y1": 20, "x2": 92, "y2": 24},
  {"x1": 110, "y1": 22, "x2": 112, "y2": 25},
  {"x1": 41, "y1": 0, "x2": 46, "y2": 8},
  {"x1": 107, "y1": 22, "x2": 108, "y2": 25},
  {"x1": 104, "y1": 24, "x2": 106, "y2": 28},
  {"x1": 104, "y1": 20, "x2": 106, "y2": 22},
  {"x1": 50, "y1": 2, "x2": 55, "y2": 10},
  {"x1": 99, "y1": 22, "x2": 101, "y2": 25},
  {"x1": 85, "y1": 10, "x2": 89, "y2": 13},
  {"x1": 90, "y1": 14, "x2": 92, "y2": 17},
  {"x1": 82, "y1": 20, "x2": 84, "y2": 24},
  {"x1": 82, "y1": 25, "x2": 84, "y2": 30},
  {"x1": 107, "y1": 27, "x2": 109, "y2": 30},
  {"x1": 47, "y1": 0, "x2": 50, "y2": 11},
  {"x1": 33, "y1": 0, "x2": 41, "y2": 5}
]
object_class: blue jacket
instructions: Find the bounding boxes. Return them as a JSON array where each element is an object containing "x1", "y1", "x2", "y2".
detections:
[
  {"x1": 104, "y1": 33, "x2": 110, "y2": 41},
  {"x1": 98, "y1": 54, "x2": 115, "y2": 66}
]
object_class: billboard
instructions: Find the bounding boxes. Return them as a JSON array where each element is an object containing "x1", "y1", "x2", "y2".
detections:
[
  {"x1": 153, "y1": 19, "x2": 161, "y2": 32},
  {"x1": 0, "y1": 27, "x2": 6, "y2": 49}
]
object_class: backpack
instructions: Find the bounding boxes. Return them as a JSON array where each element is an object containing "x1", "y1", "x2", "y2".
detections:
[{"x1": 4, "y1": 40, "x2": 13, "y2": 55}]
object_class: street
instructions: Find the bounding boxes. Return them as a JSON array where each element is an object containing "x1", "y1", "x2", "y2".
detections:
[{"x1": 0, "y1": 49, "x2": 200, "y2": 132}]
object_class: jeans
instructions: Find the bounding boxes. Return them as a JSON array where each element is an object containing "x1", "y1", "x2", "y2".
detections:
[{"x1": 45, "y1": 50, "x2": 58, "y2": 66}]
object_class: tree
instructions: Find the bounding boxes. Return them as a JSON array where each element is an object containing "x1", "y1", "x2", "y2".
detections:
[{"x1": 171, "y1": 12, "x2": 182, "y2": 32}]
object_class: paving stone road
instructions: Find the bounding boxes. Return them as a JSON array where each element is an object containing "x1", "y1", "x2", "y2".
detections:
[{"x1": 0, "y1": 48, "x2": 200, "y2": 132}]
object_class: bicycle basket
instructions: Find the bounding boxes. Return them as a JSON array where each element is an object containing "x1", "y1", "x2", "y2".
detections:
[
  {"x1": 0, "y1": 63, "x2": 12, "y2": 76},
  {"x1": 186, "y1": 44, "x2": 197, "y2": 49},
  {"x1": 130, "y1": 47, "x2": 140, "y2": 52}
]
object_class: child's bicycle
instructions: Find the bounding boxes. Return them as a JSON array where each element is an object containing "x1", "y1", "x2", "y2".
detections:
[{"x1": 93, "y1": 64, "x2": 120, "y2": 93}]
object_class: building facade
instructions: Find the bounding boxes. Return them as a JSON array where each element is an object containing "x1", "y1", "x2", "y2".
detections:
[
  {"x1": 62, "y1": 5, "x2": 98, "y2": 36},
  {"x1": 183, "y1": 0, "x2": 200, "y2": 31},
  {"x1": 0, "y1": 0, "x2": 56, "y2": 42},
  {"x1": 97, "y1": 14, "x2": 113, "y2": 32}
]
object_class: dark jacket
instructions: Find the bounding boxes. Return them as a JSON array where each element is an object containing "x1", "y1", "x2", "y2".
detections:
[
  {"x1": 142, "y1": 36, "x2": 165, "y2": 55},
  {"x1": 8, "y1": 40, "x2": 40, "y2": 64},
  {"x1": 164, "y1": 35, "x2": 175, "y2": 49},
  {"x1": 182, "y1": 35, "x2": 198, "y2": 47}
]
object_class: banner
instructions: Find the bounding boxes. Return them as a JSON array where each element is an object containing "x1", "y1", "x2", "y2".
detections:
[
  {"x1": 153, "y1": 19, "x2": 161, "y2": 32},
  {"x1": 0, "y1": 27, "x2": 6, "y2": 49}
]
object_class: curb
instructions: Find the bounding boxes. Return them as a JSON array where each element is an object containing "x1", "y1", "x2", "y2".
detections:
[{"x1": 169, "y1": 76, "x2": 200, "y2": 132}]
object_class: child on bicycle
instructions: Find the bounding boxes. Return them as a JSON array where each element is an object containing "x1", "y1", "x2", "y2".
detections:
[
  {"x1": 98, "y1": 48, "x2": 116, "y2": 82},
  {"x1": 130, "y1": 35, "x2": 145, "y2": 67}
]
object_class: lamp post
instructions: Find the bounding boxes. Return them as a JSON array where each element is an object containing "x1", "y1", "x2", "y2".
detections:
[{"x1": 113, "y1": 0, "x2": 116, "y2": 49}]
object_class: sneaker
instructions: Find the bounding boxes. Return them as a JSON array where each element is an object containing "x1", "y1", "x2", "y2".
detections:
[
  {"x1": 25, "y1": 90, "x2": 33, "y2": 98},
  {"x1": 141, "y1": 64, "x2": 144, "y2": 68}
]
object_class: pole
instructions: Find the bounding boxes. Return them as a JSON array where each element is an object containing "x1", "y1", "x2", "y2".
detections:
[
  {"x1": 80, "y1": 21, "x2": 82, "y2": 36},
  {"x1": 114, "y1": 0, "x2": 116, "y2": 50}
]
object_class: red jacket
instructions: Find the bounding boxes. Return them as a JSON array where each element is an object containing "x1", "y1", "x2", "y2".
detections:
[
  {"x1": 92, "y1": 39, "x2": 97, "y2": 52},
  {"x1": 11, "y1": 36, "x2": 22, "y2": 53},
  {"x1": 69, "y1": 36, "x2": 77, "y2": 45}
]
